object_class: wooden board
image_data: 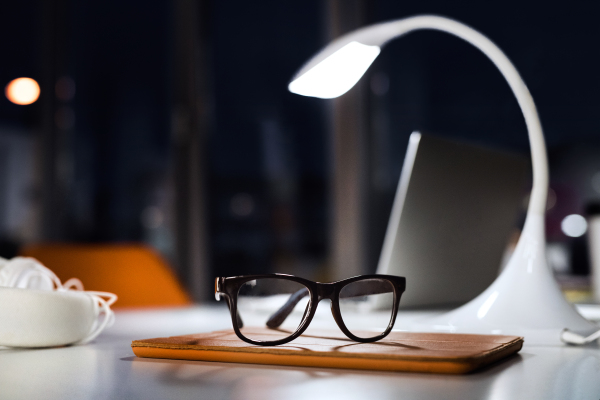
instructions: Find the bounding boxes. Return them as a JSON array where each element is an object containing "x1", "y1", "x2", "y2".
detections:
[{"x1": 131, "y1": 328, "x2": 523, "y2": 374}]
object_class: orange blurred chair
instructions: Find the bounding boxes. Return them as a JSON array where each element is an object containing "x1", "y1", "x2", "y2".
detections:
[{"x1": 20, "y1": 243, "x2": 193, "y2": 308}]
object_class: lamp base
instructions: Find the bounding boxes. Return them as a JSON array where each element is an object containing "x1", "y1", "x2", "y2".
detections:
[{"x1": 411, "y1": 215, "x2": 599, "y2": 345}]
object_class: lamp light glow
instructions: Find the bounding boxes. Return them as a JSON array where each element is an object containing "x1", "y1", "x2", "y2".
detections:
[
  {"x1": 289, "y1": 15, "x2": 600, "y2": 345},
  {"x1": 288, "y1": 41, "x2": 380, "y2": 99},
  {"x1": 5, "y1": 77, "x2": 40, "y2": 105}
]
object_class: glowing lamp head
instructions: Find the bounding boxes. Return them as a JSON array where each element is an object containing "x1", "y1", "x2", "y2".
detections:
[
  {"x1": 5, "y1": 77, "x2": 40, "y2": 105},
  {"x1": 288, "y1": 41, "x2": 380, "y2": 99}
]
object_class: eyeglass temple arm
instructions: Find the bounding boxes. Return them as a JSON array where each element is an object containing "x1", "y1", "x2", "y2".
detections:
[
  {"x1": 266, "y1": 280, "x2": 394, "y2": 328},
  {"x1": 266, "y1": 287, "x2": 310, "y2": 328}
]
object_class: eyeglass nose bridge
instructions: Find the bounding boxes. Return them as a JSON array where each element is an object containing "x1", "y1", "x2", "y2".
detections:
[{"x1": 315, "y1": 282, "x2": 336, "y2": 302}]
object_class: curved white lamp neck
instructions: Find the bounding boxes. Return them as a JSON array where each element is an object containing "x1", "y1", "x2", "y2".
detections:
[{"x1": 290, "y1": 15, "x2": 548, "y2": 218}]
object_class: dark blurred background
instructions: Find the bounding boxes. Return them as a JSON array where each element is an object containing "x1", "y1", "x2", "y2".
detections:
[{"x1": 2, "y1": 0, "x2": 600, "y2": 300}]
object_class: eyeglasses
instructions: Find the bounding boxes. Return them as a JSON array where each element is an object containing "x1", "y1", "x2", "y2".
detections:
[{"x1": 214, "y1": 274, "x2": 406, "y2": 346}]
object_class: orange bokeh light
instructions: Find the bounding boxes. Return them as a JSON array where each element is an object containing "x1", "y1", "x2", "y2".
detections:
[{"x1": 5, "y1": 77, "x2": 40, "y2": 105}]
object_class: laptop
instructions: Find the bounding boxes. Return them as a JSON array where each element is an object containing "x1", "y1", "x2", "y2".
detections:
[{"x1": 376, "y1": 132, "x2": 528, "y2": 308}]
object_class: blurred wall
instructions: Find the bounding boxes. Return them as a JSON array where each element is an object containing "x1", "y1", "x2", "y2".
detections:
[{"x1": 2, "y1": 0, "x2": 600, "y2": 297}]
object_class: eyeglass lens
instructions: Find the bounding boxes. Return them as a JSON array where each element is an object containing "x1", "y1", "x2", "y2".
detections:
[
  {"x1": 237, "y1": 278, "x2": 310, "y2": 342},
  {"x1": 338, "y1": 278, "x2": 394, "y2": 339}
]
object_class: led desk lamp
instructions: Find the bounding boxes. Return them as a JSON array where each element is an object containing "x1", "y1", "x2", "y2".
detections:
[{"x1": 289, "y1": 15, "x2": 600, "y2": 345}]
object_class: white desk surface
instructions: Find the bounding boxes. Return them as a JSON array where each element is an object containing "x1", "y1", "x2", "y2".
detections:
[{"x1": 1, "y1": 304, "x2": 600, "y2": 400}]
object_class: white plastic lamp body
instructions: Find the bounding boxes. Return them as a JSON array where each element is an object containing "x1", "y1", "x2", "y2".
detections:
[{"x1": 289, "y1": 15, "x2": 598, "y2": 345}]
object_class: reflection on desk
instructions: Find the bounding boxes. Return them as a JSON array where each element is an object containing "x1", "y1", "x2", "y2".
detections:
[{"x1": 1, "y1": 305, "x2": 599, "y2": 400}]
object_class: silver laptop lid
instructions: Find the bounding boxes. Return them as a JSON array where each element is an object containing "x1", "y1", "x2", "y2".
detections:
[{"x1": 377, "y1": 132, "x2": 528, "y2": 308}]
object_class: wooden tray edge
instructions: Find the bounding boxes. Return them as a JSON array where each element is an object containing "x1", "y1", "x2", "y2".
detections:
[{"x1": 131, "y1": 338, "x2": 522, "y2": 374}]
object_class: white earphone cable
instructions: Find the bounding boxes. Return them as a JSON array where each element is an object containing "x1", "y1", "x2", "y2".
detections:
[{"x1": 561, "y1": 328, "x2": 600, "y2": 345}]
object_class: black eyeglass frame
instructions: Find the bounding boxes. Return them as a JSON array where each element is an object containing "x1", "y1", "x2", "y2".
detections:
[{"x1": 215, "y1": 273, "x2": 406, "y2": 346}]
